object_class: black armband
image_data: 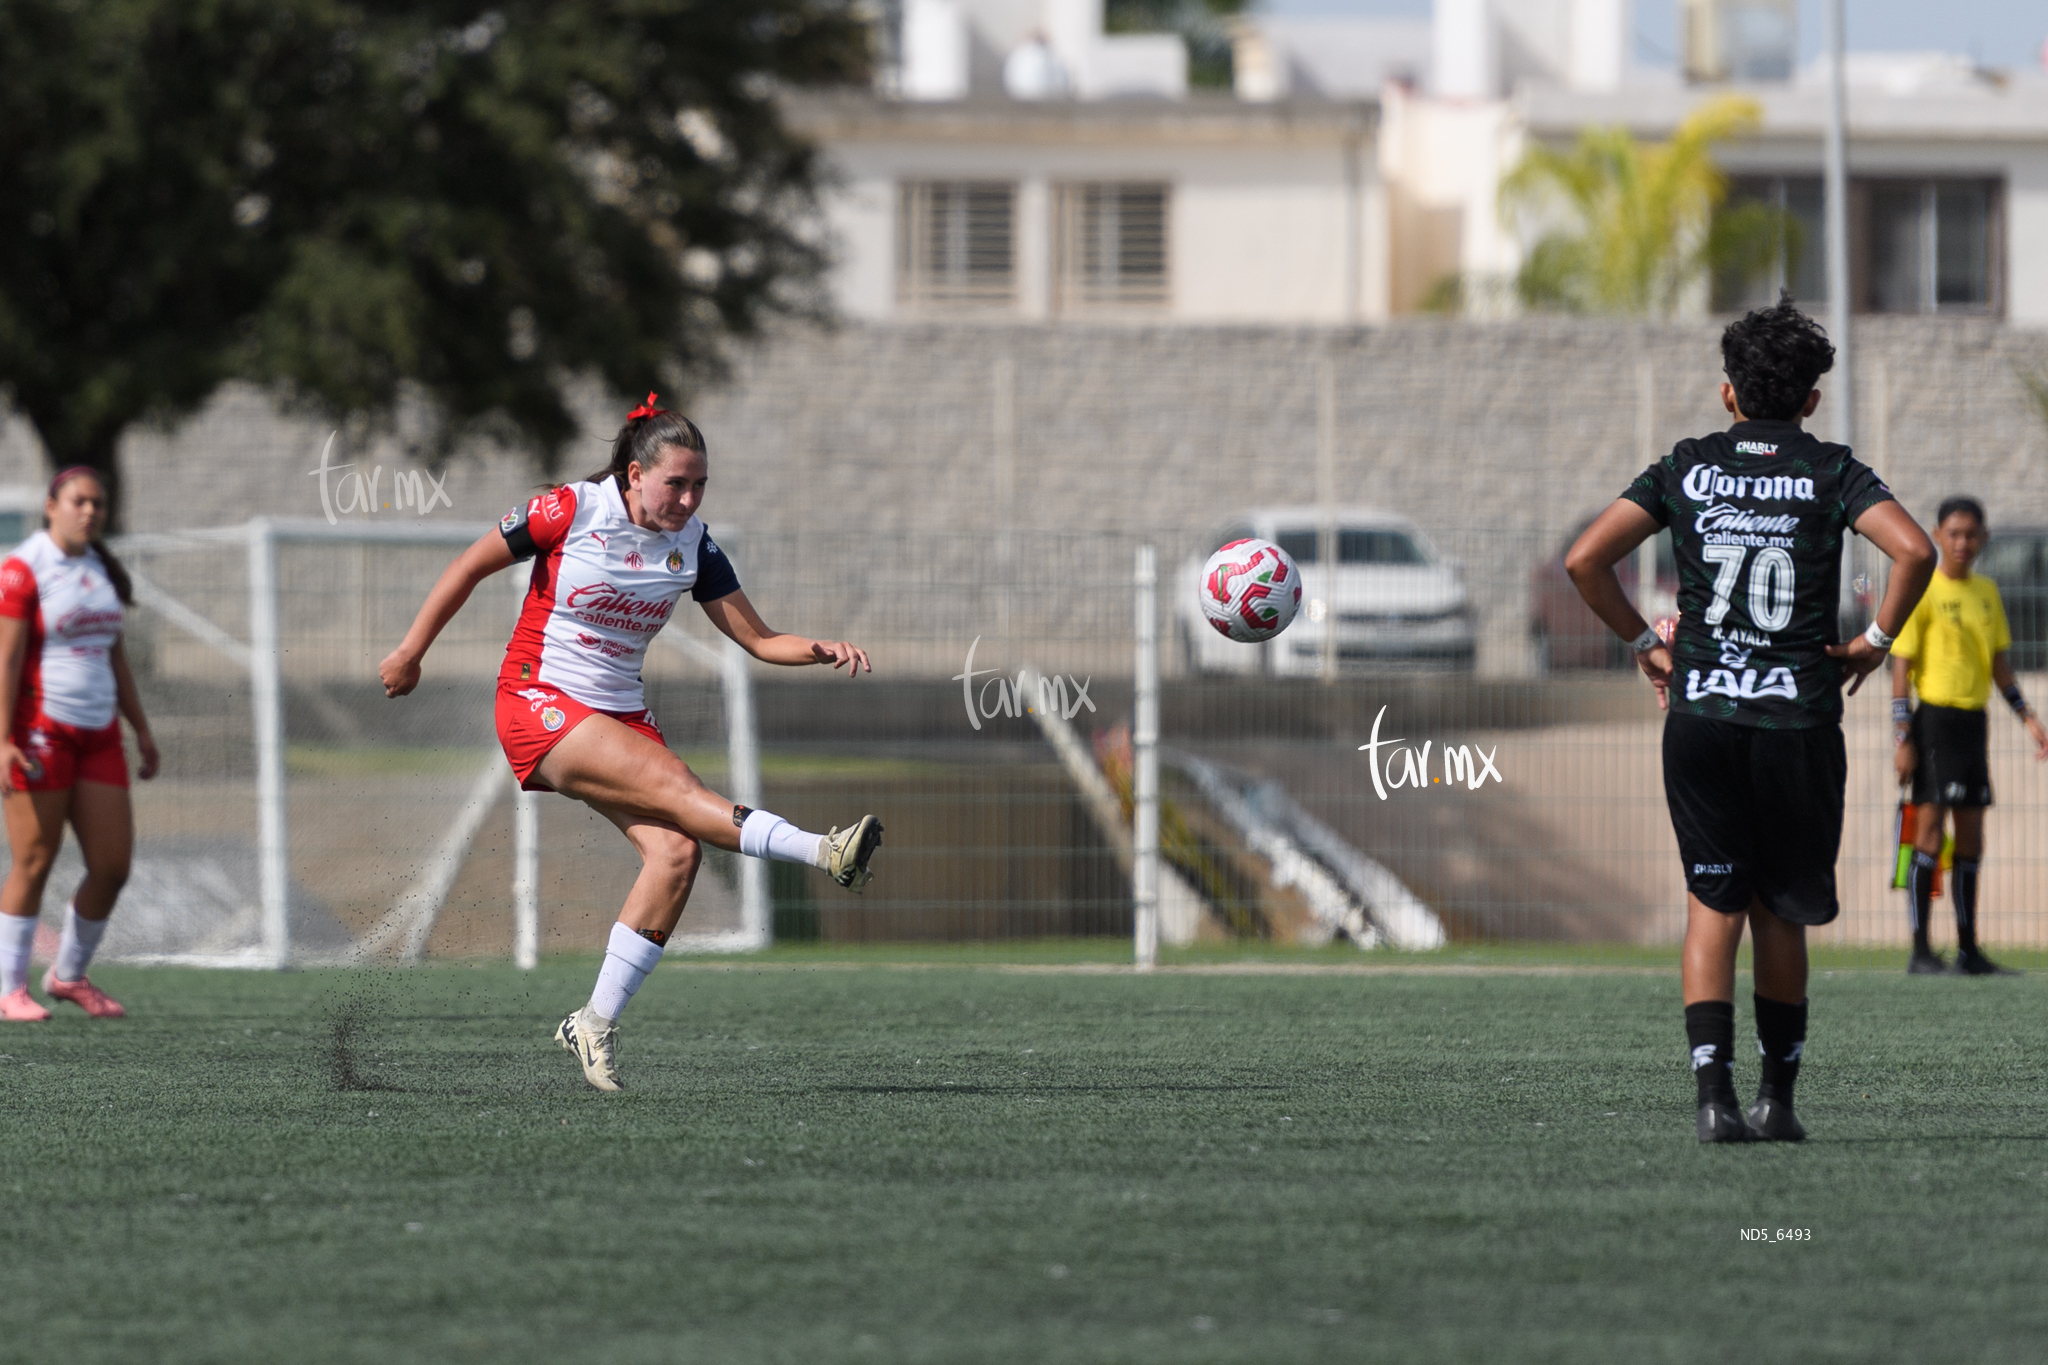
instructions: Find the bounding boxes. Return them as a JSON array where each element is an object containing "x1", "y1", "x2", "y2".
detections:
[{"x1": 2003, "y1": 683, "x2": 2031, "y2": 717}]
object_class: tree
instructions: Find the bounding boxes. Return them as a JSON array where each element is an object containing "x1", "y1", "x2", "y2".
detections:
[
  {"x1": 0, "y1": 1, "x2": 869, "y2": 522},
  {"x1": 1498, "y1": 95, "x2": 1786, "y2": 318}
]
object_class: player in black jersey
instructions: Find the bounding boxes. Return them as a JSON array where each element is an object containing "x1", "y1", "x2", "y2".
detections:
[{"x1": 1566, "y1": 298, "x2": 1936, "y2": 1144}]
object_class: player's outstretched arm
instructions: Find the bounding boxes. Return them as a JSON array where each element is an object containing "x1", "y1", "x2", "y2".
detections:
[
  {"x1": 1826, "y1": 502, "x2": 1935, "y2": 696},
  {"x1": 699, "y1": 589, "x2": 871, "y2": 678},
  {"x1": 1990, "y1": 650, "x2": 2048, "y2": 760},
  {"x1": 1564, "y1": 500, "x2": 1673, "y2": 708},
  {"x1": 379, "y1": 531, "x2": 517, "y2": 698}
]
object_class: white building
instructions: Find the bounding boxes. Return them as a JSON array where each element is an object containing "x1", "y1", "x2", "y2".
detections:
[
  {"x1": 789, "y1": 93, "x2": 1382, "y2": 324},
  {"x1": 799, "y1": 0, "x2": 2048, "y2": 327}
]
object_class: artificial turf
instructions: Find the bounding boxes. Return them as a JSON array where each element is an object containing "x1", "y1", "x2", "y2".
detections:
[{"x1": 5, "y1": 956, "x2": 2046, "y2": 1364}]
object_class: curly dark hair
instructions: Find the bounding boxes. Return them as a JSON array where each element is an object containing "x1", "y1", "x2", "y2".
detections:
[
  {"x1": 1720, "y1": 293, "x2": 1835, "y2": 423},
  {"x1": 1936, "y1": 495, "x2": 1986, "y2": 528}
]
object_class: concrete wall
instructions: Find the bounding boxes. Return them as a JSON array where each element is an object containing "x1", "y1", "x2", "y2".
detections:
[{"x1": 678, "y1": 316, "x2": 2048, "y2": 539}]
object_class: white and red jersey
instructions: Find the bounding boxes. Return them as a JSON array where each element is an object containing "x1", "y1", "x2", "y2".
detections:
[
  {"x1": 0, "y1": 531, "x2": 126, "y2": 730},
  {"x1": 497, "y1": 480, "x2": 741, "y2": 712}
]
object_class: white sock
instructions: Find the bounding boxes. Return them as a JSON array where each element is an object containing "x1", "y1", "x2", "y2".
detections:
[
  {"x1": 54, "y1": 905, "x2": 110, "y2": 982},
  {"x1": 587, "y1": 921, "x2": 665, "y2": 1022},
  {"x1": 0, "y1": 912, "x2": 36, "y2": 994},
  {"x1": 738, "y1": 809, "x2": 829, "y2": 870}
]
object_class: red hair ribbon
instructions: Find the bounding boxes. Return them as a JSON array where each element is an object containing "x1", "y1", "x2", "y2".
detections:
[{"x1": 626, "y1": 392, "x2": 667, "y2": 422}]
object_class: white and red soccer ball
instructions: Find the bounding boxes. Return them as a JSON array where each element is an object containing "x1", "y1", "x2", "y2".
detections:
[{"x1": 1200, "y1": 538, "x2": 1302, "y2": 643}]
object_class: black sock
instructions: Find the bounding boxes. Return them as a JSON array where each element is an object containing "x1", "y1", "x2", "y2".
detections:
[
  {"x1": 1952, "y1": 859, "x2": 1980, "y2": 955},
  {"x1": 1907, "y1": 850, "x2": 1937, "y2": 954},
  {"x1": 1685, "y1": 1001, "x2": 1738, "y2": 1108},
  {"x1": 1754, "y1": 994, "x2": 1807, "y2": 1106}
]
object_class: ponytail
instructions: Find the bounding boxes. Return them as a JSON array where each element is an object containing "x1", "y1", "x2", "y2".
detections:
[
  {"x1": 91, "y1": 538, "x2": 134, "y2": 606},
  {"x1": 580, "y1": 393, "x2": 706, "y2": 492}
]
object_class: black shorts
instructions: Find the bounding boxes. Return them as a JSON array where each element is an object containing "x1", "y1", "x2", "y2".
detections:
[
  {"x1": 1662, "y1": 712, "x2": 1846, "y2": 926},
  {"x1": 1908, "y1": 703, "x2": 1992, "y2": 809}
]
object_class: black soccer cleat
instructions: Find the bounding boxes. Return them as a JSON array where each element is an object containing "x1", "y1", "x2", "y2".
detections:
[
  {"x1": 1696, "y1": 1099, "x2": 1753, "y2": 1144},
  {"x1": 1744, "y1": 1096, "x2": 1806, "y2": 1143},
  {"x1": 1953, "y1": 949, "x2": 2018, "y2": 977},
  {"x1": 1906, "y1": 950, "x2": 1950, "y2": 976}
]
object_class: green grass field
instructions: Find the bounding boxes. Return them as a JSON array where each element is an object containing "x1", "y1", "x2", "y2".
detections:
[{"x1": 6, "y1": 954, "x2": 2047, "y2": 1364}]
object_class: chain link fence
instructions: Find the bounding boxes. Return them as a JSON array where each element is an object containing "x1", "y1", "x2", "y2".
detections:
[{"x1": 4, "y1": 518, "x2": 2039, "y2": 962}]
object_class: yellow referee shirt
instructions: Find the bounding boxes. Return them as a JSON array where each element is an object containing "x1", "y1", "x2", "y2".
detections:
[{"x1": 1894, "y1": 571, "x2": 2012, "y2": 711}]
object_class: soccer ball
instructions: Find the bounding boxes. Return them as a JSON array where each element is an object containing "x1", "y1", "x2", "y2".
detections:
[{"x1": 1199, "y1": 538, "x2": 1302, "y2": 643}]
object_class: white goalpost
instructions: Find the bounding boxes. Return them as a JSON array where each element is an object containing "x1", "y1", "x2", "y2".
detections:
[{"x1": 111, "y1": 517, "x2": 767, "y2": 968}]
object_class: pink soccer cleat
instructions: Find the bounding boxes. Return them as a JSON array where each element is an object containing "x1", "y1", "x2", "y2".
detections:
[
  {"x1": 1, "y1": 985, "x2": 51, "y2": 1021},
  {"x1": 41, "y1": 971, "x2": 125, "y2": 1019}
]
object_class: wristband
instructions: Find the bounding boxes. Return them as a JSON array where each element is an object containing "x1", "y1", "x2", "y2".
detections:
[
  {"x1": 1628, "y1": 627, "x2": 1661, "y2": 654},
  {"x1": 1892, "y1": 698, "x2": 1912, "y2": 728},
  {"x1": 1863, "y1": 621, "x2": 1894, "y2": 651},
  {"x1": 2004, "y1": 683, "x2": 2032, "y2": 718}
]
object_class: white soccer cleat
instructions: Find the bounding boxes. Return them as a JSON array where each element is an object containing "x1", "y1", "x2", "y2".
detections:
[
  {"x1": 555, "y1": 1007, "x2": 622, "y2": 1091},
  {"x1": 823, "y1": 815, "x2": 884, "y2": 893}
]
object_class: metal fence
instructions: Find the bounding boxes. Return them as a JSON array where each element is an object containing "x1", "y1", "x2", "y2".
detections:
[{"x1": 5, "y1": 519, "x2": 2040, "y2": 963}]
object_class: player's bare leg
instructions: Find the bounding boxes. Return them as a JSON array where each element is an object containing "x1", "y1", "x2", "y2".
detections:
[
  {"x1": 43, "y1": 780, "x2": 130, "y2": 1018},
  {"x1": 0, "y1": 788, "x2": 69, "y2": 1021},
  {"x1": 555, "y1": 806, "x2": 704, "y2": 1091},
  {"x1": 536, "y1": 714, "x2": 882, "y2": 889}
]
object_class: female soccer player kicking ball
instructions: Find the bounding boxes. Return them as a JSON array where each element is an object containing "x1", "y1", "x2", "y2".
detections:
[
  {"x1": 380, "y1": 398, "x2": 882, "y2": 1090},
  {"x1": 1891, "y1": 496, "x2": 2048, "y2": 976},
  {"x1": 1568, "y1": 299, "x2": 1935, "y2": 1143},
  {"x1": 0, "y1": 468, "x2": 160, "y2": 1021}
]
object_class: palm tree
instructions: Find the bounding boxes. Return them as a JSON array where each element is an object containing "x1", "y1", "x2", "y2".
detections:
[{"x1": 1499, "y1": 95, "x2": 1789, "y2": 317}]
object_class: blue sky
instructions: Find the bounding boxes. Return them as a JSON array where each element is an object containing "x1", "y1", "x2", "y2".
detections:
[{"x1": 1259, "y1": 1, "x2": 2048, "y2": 72}]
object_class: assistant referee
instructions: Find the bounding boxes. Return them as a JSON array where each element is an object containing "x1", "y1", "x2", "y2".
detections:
[{"x1": 1892, "y1": 496, "x2": 2048, "y2": 976}]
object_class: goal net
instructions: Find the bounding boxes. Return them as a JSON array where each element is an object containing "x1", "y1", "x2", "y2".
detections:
[{"x1": 72, "y1": 519, "x2": 762, "y2": 968}]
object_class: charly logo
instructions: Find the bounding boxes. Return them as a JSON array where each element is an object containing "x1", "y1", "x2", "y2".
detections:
[
  {"x1": 309, "y1": 431, "x2": 454, "y2": 524},
  {"x1": 1356, "y1": 706, "x2": 1501, "y2": 801},
  {"x1": 1681, "y1": 464, "x2": 1814, "y2": 503},
  {"x1": 1733, "y1": 440, "x2": 1778, "y2": 456},
  {"x1": 952, "y1": 637, "x2": 1095, "y2": 731}
]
